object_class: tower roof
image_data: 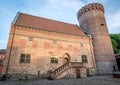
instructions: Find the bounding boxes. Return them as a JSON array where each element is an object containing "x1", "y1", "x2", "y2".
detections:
[
  {"x1": 13, "y1": 12, "x2": 87, "y2": 36},
  {"x1": 77, "y1": 3, "x2": 104, "y2": 20}
]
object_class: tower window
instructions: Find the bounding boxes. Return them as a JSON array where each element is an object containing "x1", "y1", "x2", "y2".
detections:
[
  {"x1": 81, "y1": 55, "x2": 88, "y2": 63},
  {"x1": 100, "y1": 23, "x2": 104, "y2": 26}
]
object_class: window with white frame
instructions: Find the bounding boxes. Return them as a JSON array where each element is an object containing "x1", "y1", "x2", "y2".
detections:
[
  {"x1": 51, "y1": 56, "x2": 58, "y2": 63},
  {"x1": 81, "y1": 55, "x2": 88, "y2": 63},
  {"x1": 20, "y1": 54, "x2": 30, "y2": 63}
]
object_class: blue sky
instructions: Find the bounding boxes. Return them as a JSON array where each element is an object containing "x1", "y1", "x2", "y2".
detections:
[{"x1": 0, "y1": 0, "x2": 120, "y2": 49}]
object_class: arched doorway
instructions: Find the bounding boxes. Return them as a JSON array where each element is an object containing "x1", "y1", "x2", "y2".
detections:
[
  {"x1": 63, "y1": 58, "x2": 69, "y2": 64},
  {"x1": 63, "y1": 53, "x2": 70, "y2": 64}
]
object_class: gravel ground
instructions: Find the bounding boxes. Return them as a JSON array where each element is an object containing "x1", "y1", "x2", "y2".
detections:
[{"x1": 0, "y1": 75, "x2": 120, "y2": 85}]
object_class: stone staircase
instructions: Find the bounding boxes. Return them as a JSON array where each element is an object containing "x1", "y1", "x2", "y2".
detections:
[{"x1": 48, "y1": 62, "x2": 84, "y2": 79}]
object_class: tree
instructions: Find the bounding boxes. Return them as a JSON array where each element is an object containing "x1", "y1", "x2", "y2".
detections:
[{"x1": 110, "y1": 34, "x2": 120, "y2": 53}]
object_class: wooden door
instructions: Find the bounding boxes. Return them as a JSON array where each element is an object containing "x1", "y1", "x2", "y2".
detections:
[
  {"x1": 63, "y1": 58, "x2": 68, "y2": 64},
  {"x1": 76, "y1": 69, "x2": 81, "y2": 78}
]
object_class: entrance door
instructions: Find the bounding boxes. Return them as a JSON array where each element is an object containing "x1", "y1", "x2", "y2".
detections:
[
  {"x1": 63, "y1": 58, "x2": 69, "y2": 64},
  {"x1": 76, "y1": 69, "x2": 81, "y2": 78},
  {"x1": 63, "y1": 53, "x2": 70, "y2": 64}
]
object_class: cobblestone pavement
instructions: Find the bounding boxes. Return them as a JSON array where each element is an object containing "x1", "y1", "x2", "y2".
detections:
[{"x1": 0, "y1": 75, "x2": 120, "y2": 85}]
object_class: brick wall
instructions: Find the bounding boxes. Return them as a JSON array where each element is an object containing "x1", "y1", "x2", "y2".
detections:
[
  {"x1": 0, "y1": 65, "x2": 3, "y2": 74},
  {"x1": 77, "y1": 3, "x2": 116, "y2": 74},
  {"x1": 3, "y1": 24, "x2": 95, "y2": 76}
]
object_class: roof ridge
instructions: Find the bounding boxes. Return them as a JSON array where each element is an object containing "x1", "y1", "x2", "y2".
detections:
[
  {"x1": 19, "y1": 12, "x2": 76, "y2": 26},
  {"x1": 15, "y1": 12, "x2": 87, "y2": 37}
]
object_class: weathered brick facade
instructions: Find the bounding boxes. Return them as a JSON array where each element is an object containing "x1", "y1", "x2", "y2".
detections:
[
  {"x1": 3, "y1": 23, "x2": 95, "y2": 78},
  {"x1": 0, "y1": 50, "x2": 5, "y2": 75},
  {"x1": 3, "y1": 3, "x2": 116, "y2": 79}
]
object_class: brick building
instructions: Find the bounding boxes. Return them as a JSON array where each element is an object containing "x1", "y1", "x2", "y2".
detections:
[
  {"x1": 0, "y1": 49, "x2": 6, "y2": 75},
  {"x1": 3, "y1": 3, "x2": 116, "y2": 79},
  {"x1": 115, "y1": 54, "x2": 120, "y2": 71}
]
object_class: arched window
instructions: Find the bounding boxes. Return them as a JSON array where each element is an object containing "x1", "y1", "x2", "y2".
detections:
[{"x1": 81, "y1": 55, "x2": 88, "y2": 63}]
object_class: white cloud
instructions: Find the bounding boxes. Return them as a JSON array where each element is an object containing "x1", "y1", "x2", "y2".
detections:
[
  {"x1": 45, "y1": 0, "x2": 85, "y2": 23},
  {"x1": 106, "y1": 11, "x2": 120, "y2": 34},
  {"x1": 85, "y1": 0, "x2": 108, "y2": 4},
  {"x1": 0, "y1": 7, "x2": 14, "y2": 49},
  {"x1": 48, "y1": 0, "x2": 85, "y2": 10},
  {"x1": 20, "y1": 0, "x2": 85, "y2": 24},
  {"x1": 0, "y1": 40, "x2": 7, "y2": 49},
  {"x1": 21, "y1": 0, "x2": 120, "y2": 34},
  {"x1": 0, "y1": 0, "x2": 85, "y2": 49},
  {"x1": 0, "y1": 40, "x2": 7, "y2": 43},
  {"x1": 0, "y1": 0, "x2": 119, "y2": 49}
]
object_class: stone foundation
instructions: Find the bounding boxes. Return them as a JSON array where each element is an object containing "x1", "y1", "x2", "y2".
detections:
[
  {"x1": 96, "y1": 62, "x2": 116, "y2": 74},
  {"x1": 86, "y1": 67, "x2": 97, "y2": 76},
  {"x1": 4, "y1": 73, "x2": 37, "y2": 80}
]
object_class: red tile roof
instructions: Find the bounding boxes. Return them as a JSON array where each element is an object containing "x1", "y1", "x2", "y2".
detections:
[
  {"x1": 15, "y1": 12, "x2": 86, "y2": 36},
  {"x1": 0, "y1": 54, "x2": 5, "y2": 60}
]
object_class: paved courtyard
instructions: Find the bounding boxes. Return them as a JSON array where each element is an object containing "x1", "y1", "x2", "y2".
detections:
[{"x1": 0, "y1": 75, "x2": 120, "y2": 85}]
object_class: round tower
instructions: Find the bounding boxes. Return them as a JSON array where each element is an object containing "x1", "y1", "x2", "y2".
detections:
[{"x1": 77, "y1": 3, "x2": 116, "y2": 74}]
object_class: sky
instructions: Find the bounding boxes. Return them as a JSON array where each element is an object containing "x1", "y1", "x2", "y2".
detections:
[{"x1": 0, "y1": 0, "x2": 120, "y2": 49}]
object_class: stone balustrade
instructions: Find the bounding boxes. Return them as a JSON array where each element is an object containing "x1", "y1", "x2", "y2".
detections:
[{"x1": 49, "y1": 62, "x2": 84, "y2": 79}]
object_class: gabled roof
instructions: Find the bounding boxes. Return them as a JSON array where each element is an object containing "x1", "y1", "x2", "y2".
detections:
[{"x1": 13, "y1": 12, "x2": 87, "y2": 36}]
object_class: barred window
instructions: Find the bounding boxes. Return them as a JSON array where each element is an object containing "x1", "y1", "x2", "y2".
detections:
[
  {"x1": 82, "y1": 55, "x2": 88, "y2": 63},
  {"x1": 20, "y1": 54, "x2": 30, "y2": 63},
  {"x1": 51, "y1": 56, "x2": 58, "y2": 63}
]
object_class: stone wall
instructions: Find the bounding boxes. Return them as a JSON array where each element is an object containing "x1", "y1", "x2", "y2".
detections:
[{"x1": 0, "y1": 65, "x2": 3, "y2": 75}]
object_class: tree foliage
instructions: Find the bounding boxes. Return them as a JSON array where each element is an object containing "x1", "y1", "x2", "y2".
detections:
[{"x1": 110, "y1": 34, "x2": 120, "y2": 53}]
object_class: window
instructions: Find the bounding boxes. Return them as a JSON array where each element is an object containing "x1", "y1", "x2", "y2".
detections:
[
  {"x1": 20, "y1": 54, "x2": 30, "y2": 63},
  {"x1": 51, "y1": 56, "x2": 58, "y2": 63},
  {"x1": 28, "y1": 37, "x2": 33, "y2": 41},
  {"x1": 80, "y1": 43, "x2": 83, "y2": 47},
  {"x1": 100, "y1": 23, "x2": 104, "y2": 26},
  {"x1": 82, "y1": 55, "x2": 88, "y2": 63},
  {"x1": 0, "y1": 60, "x2": 3, "y2": 65},
  {"x1": 52, "y1": 39, "x2": 57, "y2": 44}
]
